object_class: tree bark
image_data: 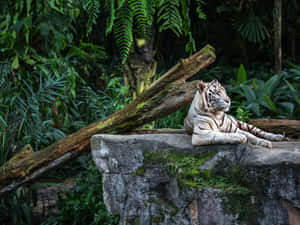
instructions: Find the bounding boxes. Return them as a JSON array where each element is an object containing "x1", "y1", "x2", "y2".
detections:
[
  {"x1": 249, "y1": 119, "x2": 300, "y2": 139},
  {"x1": 124, "y1": 38, "x2": 157, "y2": 99},
  {"x1": 274, "y1": 0, "x2": 282, "y2": 74},
  {"x1": 291, "y1": 29, "x2": 295, "y2": 62},
  {"x1": 0, "y1": 45, "x2": 215, "y2": 194}
]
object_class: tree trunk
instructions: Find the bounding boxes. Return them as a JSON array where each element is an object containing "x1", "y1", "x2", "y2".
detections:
[
  {"x1": 124, "y1": 38, "x2": 157, "y2": 99},
  {"x1": 274, "y1": 0, "x2": 282, "y2": 74},
  {"x1": 0, "y1": 45, "x2": 216, "y2": 194},
  {"x1": 291, "y1": 29, "x2": 296, "y2": 62}
]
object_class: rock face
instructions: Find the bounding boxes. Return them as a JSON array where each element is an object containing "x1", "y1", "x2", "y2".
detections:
[{"x1": 91, "y1": 134, "x2": 300, "y2": 225}]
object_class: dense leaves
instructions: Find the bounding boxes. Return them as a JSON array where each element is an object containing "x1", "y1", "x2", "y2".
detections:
[
  {"x1": 228, "y1": 63, "x2": 300, "y2": 119},
  {"x1": 43, "y1": 163, "x2": 119, "y2": 225},
  {"x1": 0, "y1": 0, "x2": 300, "y2": 224}
]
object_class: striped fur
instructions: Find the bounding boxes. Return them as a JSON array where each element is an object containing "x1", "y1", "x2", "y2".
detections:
[{"x1": 184, "y1": 79, "x2": 286, "y2": 148}]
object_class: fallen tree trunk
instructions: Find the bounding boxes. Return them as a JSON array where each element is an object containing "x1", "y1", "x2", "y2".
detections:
[
  {"x1": 0, "y1": 45, "x2": 216, "y2": 194},
  {"x1": 249, "y1": 119, "x2": 300, "y2": 139}
]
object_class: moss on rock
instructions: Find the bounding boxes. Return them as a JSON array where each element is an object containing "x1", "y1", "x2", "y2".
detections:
[{"x1": 140, "y1": 149, "x2": 251, "y2": 195}]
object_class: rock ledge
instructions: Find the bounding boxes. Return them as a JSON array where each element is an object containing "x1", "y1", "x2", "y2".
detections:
[{"x1": 91, "y1": 133, "x2": 300, "y2": 225}]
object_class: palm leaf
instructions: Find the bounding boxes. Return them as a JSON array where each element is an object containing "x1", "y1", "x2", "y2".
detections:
[
  {"x1": 157, "y1": 0, "x2": 183, "y2": 37},
  {"x1": 128, "y1": 0, "x2": 147, "y2": 35},
  {"x1": 114, "y1": 4, "x2": 133, "y2": 63}
]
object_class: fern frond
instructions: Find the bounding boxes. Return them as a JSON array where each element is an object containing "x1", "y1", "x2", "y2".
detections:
[
  {"x1": 105, "y1": 0, "x2": 115, "y2": 35},
  {"x1": 157, "y1": 0, "x2": 183, "y2": 37},
  {"x1": 114, "y1": 4, "x2": 133, "y2": 63},
  {"x1": 83, "y1": 0, "x2": 100, "y2": 35},
  {"x1": 116, "y1": 0, "x2": 126, "y2": 9},
  {"x1": 195, "y1": 0, "x2": 206, "y2": 20},
  {"x1": 237, "y1": 12, "x2": 270, "y2": 43},
  {"x1": 128, "y1": 0, "x2": 147, "y2": 35}
]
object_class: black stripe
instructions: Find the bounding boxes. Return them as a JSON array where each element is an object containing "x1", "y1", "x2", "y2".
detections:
[
  {"x1": 228, "y1": 116, "x2": 235, "y2": 132},
  {"x1": 247, "y1": 124, "x2": 253, "y2": 132},
  {"x1": 205, "y1": 93, "x2": 209, "y2": 105},
  {"x1": 211, "y1": 117, "x2": 218, "y2": 127},
  {"x1": 196, "y1": 126, "x2": 207, "y2": 131},
  {"x1": 229, "y1": 122, "x2": 232, "y2": 132},
  {"x1": 220, "y1": 114, "x2": 225, "y2": 127},
  {"x1": 207, "y1": 121, "x2": 213, "y2": 130},
  {"x1": 196, "y1": 118, "x2": 213, "y2": 130}
]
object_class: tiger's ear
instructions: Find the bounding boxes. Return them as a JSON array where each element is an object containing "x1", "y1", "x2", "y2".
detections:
[
  {"x1": 211, "y1": 79, "x2": 219, "y2": 84},
  {"x1": 210, "y1": 79, "x2": 220, "y2": 86},
  {"x1": 197, "y1": 81, "x2": 206, "y2": 92}
]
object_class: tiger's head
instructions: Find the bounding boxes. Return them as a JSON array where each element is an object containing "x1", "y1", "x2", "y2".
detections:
[{"x1": 197, "y1": 79, "x2": 231, "y2": 112}]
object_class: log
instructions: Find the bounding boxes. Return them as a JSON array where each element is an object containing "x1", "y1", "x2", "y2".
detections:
[
  {"x1": 0, "y1": 45, "x2": 216, "y2": 194},
  {"x1": 249, "y1": 119, "x2": 300, "y2": 139}
]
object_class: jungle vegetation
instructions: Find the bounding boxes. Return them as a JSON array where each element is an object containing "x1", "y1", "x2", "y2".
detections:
[{"x1": 0, "y1": 0, "x2": 299, "y2": 224}]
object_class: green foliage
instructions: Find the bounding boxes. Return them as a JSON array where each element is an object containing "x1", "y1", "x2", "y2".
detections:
[
  {"x1": 236, "y1": 11, "x2": 270, "y2": 43},
  {"x1": 217, "y1": 1, "x2": 271, "y2": 44},
  {"x1": 0, "y1": 0, "x2": 80, "y2": 64},
  {"x1": 228, "y1": 63, "x2": 300, "y2": 119},
  {"x1": 128, "y1": 0, "x2": 147, "y2": 34},
  {"x1": 236, "y1": 64, "x2": 247, "y2": 85},
  {"x1": 157, "y1": 0, "x2": 183, "y2": 37},
  {"x1": 42, "y1": 163, "x2": 119, "y2": 225},
  {"x1": 167, "y1": 152, "x2": 250, "y2": 194},
  {"x1": 155, "y1": 107, "x2": 188, "y2": 129},
  {"x1": 103, "y1": 0, "x2": 206, "y2": 63},
  {"x1": 143, "y1": 151, "x2": 251, "y2": 195},
  {"x1": 82, "y1": 0, "x2": 100, "y2": 35},
  {"x1": 113, "y1": 4, "x2": 134, "y2": 64},
  {"x1": 0, "y1": 186, "x2": 36, "y2": 225},
  {"x1": 236, "y1": 108, "x2": 251, "y2": 122},
  {"x1": 0, "y1": 0, "x2": 299, "y2": 222}
]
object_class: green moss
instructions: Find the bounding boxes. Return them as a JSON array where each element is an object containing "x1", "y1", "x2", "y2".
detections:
[
  {"x1": 134, "y1": 216, "x2": 141, "y2": 225},
  {"x1": 137, "y1": 102, "x2": 147, "y2": 109},
  {"x1": 147, "y1": 197, "x2": 168, "y2": 205},
  {"x1": 143, "y1": 151, "x2": 166, "y2": 164},
  {"x1": 147, "y1": 197, "x2": 177, "y2": 222},
  {"x1": 183, "y1": 180, "x2": 197, "y2": 187},
  {"x1": 138, "y1": 149, "x2": 257, "y2": 223},
  {"x1": 152, "y1": 216, "x2": 162, "y2": 223},
  {"x1": 203, "y1": 44, "x2": 216, "y2": 58},
  {"x1": 158, "y1": 208, "x2": 165, "y2": 221},
  {"x1": 222, "y1": 193, "x2": 259, "y2": 225},
  {"x1": 170, "y1": 207, "x2": 178, "y2": 217},
  {"x1": 97, "y1": 123, "x2": 106, "y2": 129},
  {"x1": 135, "y1": 167, "x2": 146, "y2": 176},
  {"x1": 142, "y1": 150, "x2": 252, "y2": 195},
  {"x1": 126, "y1": 217, "x2": 139, "y2": 225},
  {"x1": 166, "y1": 151, "x2": 217, "y2": 188}
]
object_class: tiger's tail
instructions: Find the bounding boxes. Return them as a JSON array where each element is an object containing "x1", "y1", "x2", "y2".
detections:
[{"x1": 236, "y1": 120, "x2": 284, "y2": 141}]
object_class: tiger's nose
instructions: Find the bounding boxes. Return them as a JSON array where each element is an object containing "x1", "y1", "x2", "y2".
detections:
[{"x1": 225, "y1": 97, "x2": 230, "y2": 104}]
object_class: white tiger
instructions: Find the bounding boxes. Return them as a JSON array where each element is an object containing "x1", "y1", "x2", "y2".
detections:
[{"x1": 184, "y1": 79, "x2": 286, "y2": 148}]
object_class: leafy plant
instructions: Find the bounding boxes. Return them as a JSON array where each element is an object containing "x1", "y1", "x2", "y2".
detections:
[
  {"x1": 236, "y1": 10, "x2": 270, "y2": 43},
  {"x1": 0, "y1": 186, "x2": 36, "y2": 225},
  {"x1": 155, "y1": 107, "x2": 188, "y2": 129},
  {"x1": 236, "y1": 107, "x2": 251, "y2": 122},
  {"x1": 228, "y1": 63, "x2": 300, "y2": 119},
  {"x1": 102, "y1": 0, "x2": 206, "y2": 63},
  {"x1": 43, "y1": 163, "x2": 119, "y2": 225},
  {"x1": 217, "y1": 1, "x2": 271, "y2": 44}
]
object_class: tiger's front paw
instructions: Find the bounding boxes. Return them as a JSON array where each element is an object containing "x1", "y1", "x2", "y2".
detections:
[
  {"x1": 263, "y1": 140, "x2": 272, "y2": 148},
  {"x1": 231, "y1": 134, "x2": 247, "y2": 144},
  {"x1": 240, "y1": 135, "x2": 247, "y2": 144},
  {"x1": 273, "y1": 134, "x2": 288, "y2": 141}
]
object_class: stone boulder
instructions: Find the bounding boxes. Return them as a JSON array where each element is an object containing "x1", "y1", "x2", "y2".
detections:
[{"x1": 91, "y1": 133, "x2": 300, "y2": 225}]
